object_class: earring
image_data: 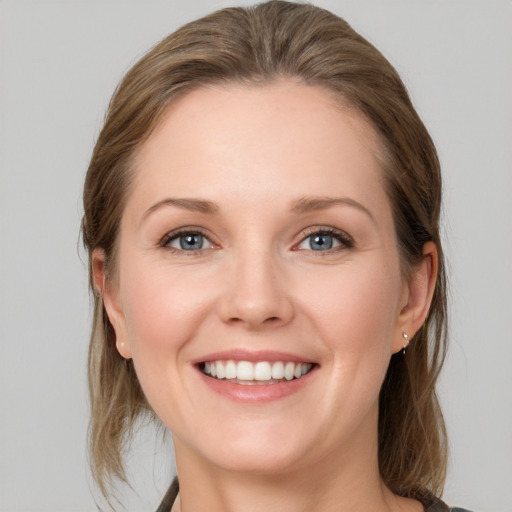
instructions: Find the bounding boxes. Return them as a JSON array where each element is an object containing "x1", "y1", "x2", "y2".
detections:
[
  {"x1": 402, "y1": 332, "x2": 409, "y2": 356},
  {"x1": 402, "y1": 332, "x2": 409, "y2": 355}
]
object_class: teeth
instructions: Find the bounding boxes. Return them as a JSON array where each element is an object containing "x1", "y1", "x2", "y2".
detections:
[
  {"x1": 254, "y1": 362, "x2": 272, "y2": 381},
  {"x1": 225, "y1": 360, "x2": 237, "y2": 379},
  {"x1": 237, "y1": 361, "x2": 254, "y2": 380},
  {"x1": 202, "y1": 360, "x2": 313, "y2": 382},
  {"x1": 216, "y1": 361, "x2": 225, "y2": 379},
  {"x1": 271, "y1": 361, "x2": 284, "y2": 379},
  {"x1": 284, "y1": 362, "x2": 295, "y2": 380}
]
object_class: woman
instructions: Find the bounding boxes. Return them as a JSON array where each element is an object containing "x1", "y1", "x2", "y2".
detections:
[{"x1": 82, "y1": 2, "x2": 472, "y2": 511}]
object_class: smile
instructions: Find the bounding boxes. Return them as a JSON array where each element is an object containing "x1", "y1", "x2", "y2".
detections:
[{"x1": 201, "y1": 360, "x2": 313, "y2": 384}]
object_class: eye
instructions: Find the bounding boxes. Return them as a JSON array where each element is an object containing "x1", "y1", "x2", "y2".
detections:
[
  {"x1": 162, "y1": 230, "x2": 215, "y2": 252},
  {"x1": 296, "y1": 229, "x2": 353, "y2": 252}
]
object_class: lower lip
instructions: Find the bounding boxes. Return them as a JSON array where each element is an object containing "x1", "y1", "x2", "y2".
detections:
[{"x1": 196, "y1": 366, "x2": 317, "y2": 403}]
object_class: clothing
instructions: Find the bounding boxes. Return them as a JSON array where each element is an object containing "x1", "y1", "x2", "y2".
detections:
[
  {"x1": 156, "y1": 478, "x2": 179, "y2": 512},
  {"x1": 156, "y1": 477, "x2": 474, "y2": 512}
]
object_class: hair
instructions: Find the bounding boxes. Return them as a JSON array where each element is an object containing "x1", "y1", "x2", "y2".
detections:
[{"x1": 82, "y1": 0, "x2": 447, "y2": 502}]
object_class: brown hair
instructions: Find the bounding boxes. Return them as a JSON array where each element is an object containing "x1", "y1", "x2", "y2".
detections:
[{"x1": 82, "y1": 0, "x2": 447, "y2": 501}]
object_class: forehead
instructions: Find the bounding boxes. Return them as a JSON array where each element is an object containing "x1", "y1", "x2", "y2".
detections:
[{"x1": 129, "y1": 80, "x2": 388, "y2": 216}]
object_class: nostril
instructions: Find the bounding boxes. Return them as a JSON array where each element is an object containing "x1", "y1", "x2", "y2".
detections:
[{"x1": 228, "y1": 316, "x2": 281, "y2": 325}]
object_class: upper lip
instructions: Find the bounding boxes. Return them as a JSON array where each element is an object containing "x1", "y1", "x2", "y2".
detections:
[{"x1": 192, "y1": 349, "x2": 316, "y2": 365}]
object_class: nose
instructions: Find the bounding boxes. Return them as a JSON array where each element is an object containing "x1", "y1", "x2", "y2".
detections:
[{"x1": 217, "y1": 244, "x2": 294, "y2": 330}]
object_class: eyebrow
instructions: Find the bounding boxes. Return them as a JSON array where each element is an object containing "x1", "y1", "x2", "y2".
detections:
[
  {"x1": 290, "y1": 196, "x2": 375, "y2": 222},
  {"x1": 142, "y1": 198, "x2": 219, "y2": 221},
  {"x1": 141, "y1": 195, "x2": 374, "y2": 223}
]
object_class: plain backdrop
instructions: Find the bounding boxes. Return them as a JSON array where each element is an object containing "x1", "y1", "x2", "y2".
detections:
[{"x1": 0, "y1": 1, "x2": 511, "y2": 511}]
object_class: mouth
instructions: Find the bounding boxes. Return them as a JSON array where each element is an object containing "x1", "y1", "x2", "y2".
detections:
[{"x1": 200, "y1": 360, "x2": 315, "y2": 385}]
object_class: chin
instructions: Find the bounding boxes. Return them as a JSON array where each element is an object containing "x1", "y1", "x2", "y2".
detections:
[
  {"x1": 206, "y1": 445, "x2": 309, "y2": 476},
  {"x1": 176, "y1": 420, "x2": 316, "y2": 476}
]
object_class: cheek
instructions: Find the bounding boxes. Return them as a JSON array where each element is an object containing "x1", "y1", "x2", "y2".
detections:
[
  {"x1": 285, "y1": 260, "x2": 403, "y2": 443},
  {"x1": 299, "y1": 259, "x2": 401, "y2": 367},
  {"x1": 119, "y1": 259, "x2": 201, "y2": 362},
  {"x1": 117, "y1": 262, "x2": 211, "y2": 417},
  {"x1": 118, "y1": 255, "x2": 224, "y2": 382}
]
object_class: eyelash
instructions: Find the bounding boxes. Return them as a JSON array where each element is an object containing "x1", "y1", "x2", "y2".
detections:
[
  {"x1": 159, "y1": 226, "x2": 354, "y2": 254},
  {"x1": 295, "y1": 227, "x2": 354, "y2": 252},
  {"x1": 160, "y1": 227, "x2": 215, "y2": 255}
]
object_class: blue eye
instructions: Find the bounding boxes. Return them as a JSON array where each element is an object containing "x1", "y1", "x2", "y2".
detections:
[
  {"x1": 297, "y1": 229, "x2": 352, "y2": 252},
  {"x1": 309, "y1": 233, "x2": 336, "y2": 250},
  {"x1": 163, "y1": 231, "x2": 214, "y2": 251},
  {"x1": 179, "y1": 233, "x2": 204, "y2": 250}
]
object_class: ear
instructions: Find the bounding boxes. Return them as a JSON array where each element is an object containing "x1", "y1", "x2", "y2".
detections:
[
  {"x1": 92, "y1": 249, "x2": 132, "y2": 359},
  {"x1": 392, "y1": 241, "x2": 438, "y2": 353}
]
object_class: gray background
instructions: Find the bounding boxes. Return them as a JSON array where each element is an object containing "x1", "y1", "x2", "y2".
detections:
[{"x1": 1, "y1": 1, "x2": 511, "y2": 511}]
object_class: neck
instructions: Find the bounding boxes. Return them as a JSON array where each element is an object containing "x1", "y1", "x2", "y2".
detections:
[{"x1": 172, "y1": 426, "x2": 414, "y2": 512}]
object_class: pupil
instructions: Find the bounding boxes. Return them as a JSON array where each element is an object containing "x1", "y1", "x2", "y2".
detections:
[
  {"x1": 180, "y1": 234, "x2": 203, "y2": 250},
  {"x1": 311, "y1": 234, "x2": 333, "y2": 250}
]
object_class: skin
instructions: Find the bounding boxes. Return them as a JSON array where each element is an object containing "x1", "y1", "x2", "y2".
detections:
[{"x1": 94, "y1": 80, "x2": 437, "y2": 512}]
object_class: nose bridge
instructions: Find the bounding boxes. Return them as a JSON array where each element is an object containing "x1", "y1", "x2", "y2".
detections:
[{"x1": 219, "y1": 233, "x2": 293, "y2": 328}]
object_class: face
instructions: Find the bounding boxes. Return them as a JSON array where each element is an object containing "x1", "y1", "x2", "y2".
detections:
[{"x1": 98, "y1": 81, "x2": 432, "y2": 476}]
